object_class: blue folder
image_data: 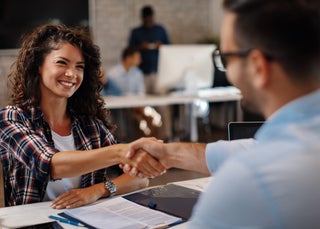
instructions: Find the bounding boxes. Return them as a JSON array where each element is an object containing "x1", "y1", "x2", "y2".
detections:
[{"x1": 123, "y1": 184, "x2": 201, "y2": 220}]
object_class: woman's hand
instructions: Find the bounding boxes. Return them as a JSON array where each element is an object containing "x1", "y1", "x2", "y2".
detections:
[
  {"x1": 51, "y1": 184, "x2": 104, "y2": 209},
  {"x1": 120, "y1": 137, "x2": 168, "y2": 178},
  {"x1": 123, "y1": 148, "x2": 167, "y2": 178}
]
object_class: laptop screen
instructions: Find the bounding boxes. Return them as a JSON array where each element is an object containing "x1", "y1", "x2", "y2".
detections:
[{"x1": 228, "y1": 122, "x2": 264, "y2": 140}]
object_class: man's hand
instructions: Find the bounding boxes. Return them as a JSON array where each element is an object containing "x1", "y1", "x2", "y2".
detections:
[
  {"x1": 140, "y1": 42, "x2": 150, "y2": 50},
  {"x1": 127, "y1": 137, "x2": 168, "y2": 166},
  {"x1": 122, "y1": 147, "x2": 166, "y2": 178},
  {"x1": 120, "y1": 137, "x2": 169, "y2": 178}
]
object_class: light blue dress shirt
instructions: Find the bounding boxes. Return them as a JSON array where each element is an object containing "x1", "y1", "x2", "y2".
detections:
[
  {"x1": 189, "y1": 89, "x2": 320, "y2": 229},
  {"x1": 105, "y1": 64, "x2": 145, "y2": 96}
]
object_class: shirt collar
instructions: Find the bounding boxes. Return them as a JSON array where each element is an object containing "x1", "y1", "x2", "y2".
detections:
[
  {"x1": 255, "y1": 89, "x2": 320, "y2": 140},
  {"x1": 29, "y1": 106, "x2": 44, "y2": 122},
  {"x1": 27, "y1": 104, "x2": 78, "y2": 126}
]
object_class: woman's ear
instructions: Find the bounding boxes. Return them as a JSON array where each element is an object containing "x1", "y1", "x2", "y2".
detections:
[{"x1": 38, "y1": 66, "x2": 43, "y2": 76}]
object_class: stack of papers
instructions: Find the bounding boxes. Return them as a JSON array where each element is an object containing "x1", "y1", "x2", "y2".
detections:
[{"x1": 62, "y1": 197, "x2": 182, "y2": 229}]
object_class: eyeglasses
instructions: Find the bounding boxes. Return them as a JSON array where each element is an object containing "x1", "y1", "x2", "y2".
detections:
[
  {"x1": 212, "y1": 49, "x2": 274, "y2": 72},
  {"x1": 212, "y1": 49, "x2": 253, "y2": 72}
]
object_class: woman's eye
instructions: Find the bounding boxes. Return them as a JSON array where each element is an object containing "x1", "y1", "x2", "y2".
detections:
[
  {"x1": 56, "y1": 60, "x2": 67, "y2": 65},
  {"x1": 77, "y1": 65, "x2": 85, "y2": 70}
]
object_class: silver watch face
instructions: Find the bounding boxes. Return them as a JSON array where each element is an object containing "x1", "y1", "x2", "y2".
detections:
[{"x1": 105, "y1": 180, "x2": 116, "y2": 196}]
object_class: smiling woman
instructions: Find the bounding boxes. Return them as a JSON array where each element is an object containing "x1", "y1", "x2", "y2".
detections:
[
  {"x1": 0, "y1": 24, "x2": 164, "y2": 208},
  {"x1": 39, "y1": 43, "x2": 85, "y2": 105}
]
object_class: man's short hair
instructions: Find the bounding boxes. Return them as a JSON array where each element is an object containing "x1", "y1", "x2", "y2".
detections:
[
  {"x1": 121, "y1": 46, "x2": 139, "y2": 60},
  {"x1": 141, "y1": 5, "x2": 154, "y2": 18},
  {"x1": 223, "y1": 0, "x2": 320, "y2": 79}
]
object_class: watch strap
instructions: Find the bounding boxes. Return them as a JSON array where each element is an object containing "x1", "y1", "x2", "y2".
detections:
[{"x1": 104, "y1": 178, "x2": 116, "y2": 197}]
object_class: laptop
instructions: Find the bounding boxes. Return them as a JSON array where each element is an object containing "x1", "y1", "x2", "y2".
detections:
[{"x1": 228, "y1": 121, "x2": 264, "y2": 140}]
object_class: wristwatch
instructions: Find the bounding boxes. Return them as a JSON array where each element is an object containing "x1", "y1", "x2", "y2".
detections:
[{"x1": 104, "y1": 178, "x2": 117, "y2": 197}]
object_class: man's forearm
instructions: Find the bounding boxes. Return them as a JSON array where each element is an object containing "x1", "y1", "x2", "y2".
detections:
[{"x1": 165, "y1": 143, "x2": 210, "y2": 175}]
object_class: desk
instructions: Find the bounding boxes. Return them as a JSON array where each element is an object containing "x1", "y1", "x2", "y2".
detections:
[
  {"x1": 0, "y1": 177, "x2": 211, "y2": 229},
  {"x1": 104, "y1": 87, "x2": 242, "y2": 142}
]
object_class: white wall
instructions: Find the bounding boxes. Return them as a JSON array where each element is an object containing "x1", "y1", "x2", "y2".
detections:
[{"x1": 90, "y1": 0, "x2": 225, "y2": 71}]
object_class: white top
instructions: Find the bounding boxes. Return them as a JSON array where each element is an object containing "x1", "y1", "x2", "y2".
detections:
[{"x1": 43, "y1": 131, "x2": 81, "y2": 201}]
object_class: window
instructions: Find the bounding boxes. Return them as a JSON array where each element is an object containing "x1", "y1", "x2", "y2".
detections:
[{"x1": 0, "y1": 0, "x2": 89, "y2": 49}]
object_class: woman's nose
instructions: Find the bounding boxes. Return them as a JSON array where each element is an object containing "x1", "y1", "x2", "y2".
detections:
[{"x1": 65, "y1": 69, "x2": 76, "y2": 79}]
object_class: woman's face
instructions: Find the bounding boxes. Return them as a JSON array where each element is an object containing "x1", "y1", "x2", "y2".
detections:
[{"x1": 39, "y1": 42, "x2": 85, "y2": 102}]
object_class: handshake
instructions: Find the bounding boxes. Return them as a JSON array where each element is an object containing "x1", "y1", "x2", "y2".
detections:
[
  {"x1": 120, "y1": 137, "x2": 169, "y2": 178},
  {"x1": 119, "y1": 137, "x2": 209, "y2": 178}
]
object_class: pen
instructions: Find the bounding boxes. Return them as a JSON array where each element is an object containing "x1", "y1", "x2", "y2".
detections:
[
  {"x1": 49, "y1": 215, "x2": 85, "y2": 227},
  {"x1": 152, "y1": 223, "x2": 169, "y2": 229},
  {"x1": 152, "y1": 219, "x2": 183, "y2": 229}
]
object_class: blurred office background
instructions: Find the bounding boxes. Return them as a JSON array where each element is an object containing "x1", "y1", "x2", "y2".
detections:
[
  {"x1": 0, "y1": 0, "x2": 224, "y2": 106},
  {"x1": 0, "y1": 0, "x2": 263, "y2": 145}
]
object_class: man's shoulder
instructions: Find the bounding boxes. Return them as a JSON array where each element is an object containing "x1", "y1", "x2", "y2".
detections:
[
  {"x1": 153, "y1": 24, "x2": 167, "y2": 32},
  {"x1": 153, "y1": 24, "x2": 166, "y2": 29},
  {"x1": 108, "y1": 64, "x2": 124, "y2": 77},
  {"x1": 131, "y1": 26, "x2": 144, "y2": 33},
  {"x1": 230, "y1": 139, "x2": 319, "y2": 174},
  {"x1": 130, "y1": 66, "x2": 143, "y2": 76}
]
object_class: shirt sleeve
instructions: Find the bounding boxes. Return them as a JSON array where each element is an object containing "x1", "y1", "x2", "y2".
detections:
[
  {"x1": 162, "y1": 29, "x2": 170, "y2": 44},
  {"x1": 188, "y1": 158, "x2": 275, "y2": 228},
  {"x1": 128, "y1": 29, "x2": 137, "y2": 46},
  {"x1": 0, "y1": 108, "x2": 57, "y2": 181},
  {"x1": 205, "y1": 138, "x2": 256, "y2": 174}
]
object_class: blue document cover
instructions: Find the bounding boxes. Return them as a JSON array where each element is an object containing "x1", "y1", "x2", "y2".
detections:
[{"x1": 123, "y1": 184, "x2": 201, "y2": 220}]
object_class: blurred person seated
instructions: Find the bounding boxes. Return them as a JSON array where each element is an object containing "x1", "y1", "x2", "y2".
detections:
[
  {"x1": 101, "y1": 47, "x2": 161, "y2": 141},
  {"x1": 101, "y1": 46, "x2": 145, "y2": 96}
]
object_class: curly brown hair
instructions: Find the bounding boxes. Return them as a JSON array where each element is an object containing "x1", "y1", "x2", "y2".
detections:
[{"x1": 8, "y1": 24, "x2": 115, "y2": 131}]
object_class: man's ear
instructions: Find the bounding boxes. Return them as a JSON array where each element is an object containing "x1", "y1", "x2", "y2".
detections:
[{"x1": 247, "y1": 49, "x2": 271, "y2": 89}]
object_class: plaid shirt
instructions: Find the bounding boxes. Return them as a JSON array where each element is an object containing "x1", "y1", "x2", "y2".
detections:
[{"x1": 0, "y1": 105, "x2": 120, "y2": 206}]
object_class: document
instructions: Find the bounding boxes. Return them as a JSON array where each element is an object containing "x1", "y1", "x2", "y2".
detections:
[
  {"x1": 171, "y1": 177, "x2": 212, "y2": 192},
  {"x1": 63, "y1": 197, "x2": 182, "y2": 229}
]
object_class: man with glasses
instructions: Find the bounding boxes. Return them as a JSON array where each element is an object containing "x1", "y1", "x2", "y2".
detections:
[{"x1": 124, "y1": 0, "x2": 320, "y2": 227}]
